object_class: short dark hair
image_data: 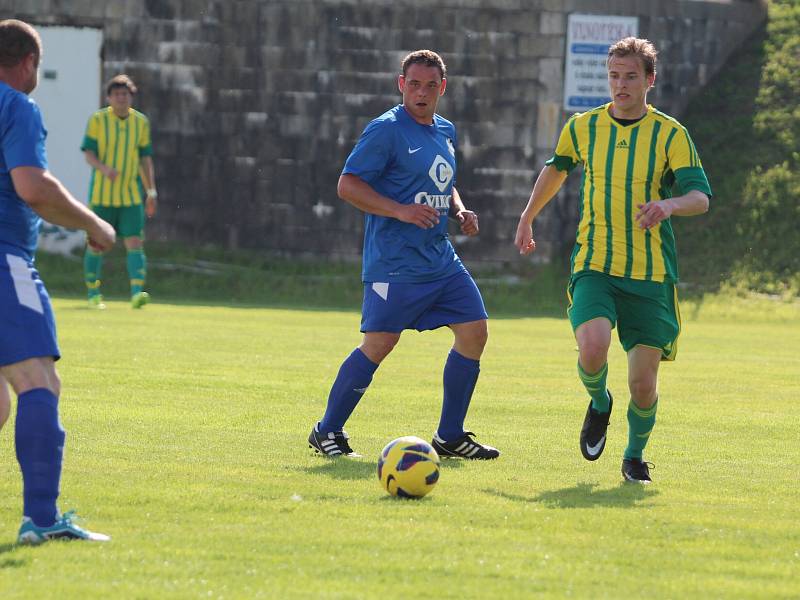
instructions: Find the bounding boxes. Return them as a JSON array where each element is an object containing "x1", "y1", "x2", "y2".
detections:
[
  {"x1": 607, "y1": 37, "x2": 658, "y2": 77},
  {"x1": 106, "y1": 73, "x2": 137, "y2": 96},
  {"x1": 401, "y1": 50, "x2": 446, "y2": 79},
  {"x1": 0, "y1": 19, "x2": 42, "y2": 69}
]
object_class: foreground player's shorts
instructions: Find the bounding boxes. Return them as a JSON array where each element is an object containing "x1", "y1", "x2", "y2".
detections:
[
  {"x1": 0, "y1": 251, "x2": 60, "y2": 366},
  {"x1": 568, "y1": 270, "x2": 680, "y2": 360},
  {"x1": 361, "y1": 270, "x2": 488, "y2": 333}
]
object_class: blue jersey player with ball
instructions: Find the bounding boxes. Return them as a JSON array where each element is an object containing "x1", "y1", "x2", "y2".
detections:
[{"x1": 308, "y1": 50, "x2": 499, "y2": 460}]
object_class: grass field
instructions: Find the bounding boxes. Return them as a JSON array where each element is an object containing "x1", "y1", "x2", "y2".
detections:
[{"x1": 0, "y1": 296, "x2": 798, "y2": 598}]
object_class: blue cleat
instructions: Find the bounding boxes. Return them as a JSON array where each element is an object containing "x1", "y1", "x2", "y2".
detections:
[{"x1": 17, "y1": 510, "x2": 110, "y2": 545}]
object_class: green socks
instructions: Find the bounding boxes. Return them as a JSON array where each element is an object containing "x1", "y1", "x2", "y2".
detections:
[
  {"x1": 624, "y1": 399, "x2": 658, "y2": 460},
  {"x1": 84, "y1": 249, "x2": 104, "y2": 298},
  {"x1": 578, "y1": 361, "x2": 610, "y2": 413},
  {"x1": 126, "y1": 248, "x2": 146, "y2": 296}
]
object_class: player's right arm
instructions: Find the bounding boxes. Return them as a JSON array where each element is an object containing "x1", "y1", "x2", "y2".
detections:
[
  {"x1": 337, "y1": 174, "x2": 440, "y2": 229},
  {"x1": 514, "y1": 165, "x2": 568, "y2": 255},
  {"x1": 83, "y1": 149, "x2": 117, "y2": 181},
  {"x1": 11, "y1": 167, "x2": 115, "y2": 251}
]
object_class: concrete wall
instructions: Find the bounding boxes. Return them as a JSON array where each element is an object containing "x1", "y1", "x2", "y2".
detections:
[{"x1": 8, "y1": 0, "x2": 767, "y2": 267}]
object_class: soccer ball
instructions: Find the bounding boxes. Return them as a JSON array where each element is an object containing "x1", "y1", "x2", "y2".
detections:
[{"x1": 377, "y1": 436, "x2": 440, "y2": 498}]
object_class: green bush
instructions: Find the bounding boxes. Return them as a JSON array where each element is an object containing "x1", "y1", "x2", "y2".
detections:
[{"x1": 676, "y1": 0, "x2": 799, "y2": 295}]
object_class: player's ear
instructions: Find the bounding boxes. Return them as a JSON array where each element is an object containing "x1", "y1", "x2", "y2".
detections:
[
  {"x1": 439, "y1": 78, "x2": 447, "y2": 96},
  {"x1": 647, "y1": 72, "x2": 656, "y2": 89},
  {"x1": 398, "y1": 74, "x2": 405, "y2": 94}
]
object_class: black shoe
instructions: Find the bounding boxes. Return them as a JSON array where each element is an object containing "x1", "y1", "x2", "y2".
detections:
[
  {"x1": 308, "y1": 425, "x2": 360, "y2": 457},
  {"x1": 579, "y1": 390, "x2": 613, "y2": 461},
  {"x1": 431, "y1": 431, "x2": 500, "y2": 460},
  {"x1": 621, "y1": 458, "x2": 653, "y2": 483}
]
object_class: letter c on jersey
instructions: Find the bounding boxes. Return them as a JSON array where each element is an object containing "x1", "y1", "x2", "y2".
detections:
[{"x1": 428, "y1": 155, "x2": 454, "y2": 193}]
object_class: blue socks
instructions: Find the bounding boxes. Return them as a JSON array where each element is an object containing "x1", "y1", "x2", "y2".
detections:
[
  {"x1": 318, "y1": 348, "x2": 378, "y2": 434},
  {"x1": 15, "y1": 388, "x2": 64, "y2": 527},
  {"x1": 437, "y1": 349, "x2": 480, "y2": 441}
]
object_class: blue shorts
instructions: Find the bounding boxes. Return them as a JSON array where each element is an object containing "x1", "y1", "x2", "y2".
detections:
[
  {"x1": 361, "y1": 270, "x2": 488, "y2": 333},
  {"x1": 0, "y1": 252, "x2": 60, "y2": 366}
]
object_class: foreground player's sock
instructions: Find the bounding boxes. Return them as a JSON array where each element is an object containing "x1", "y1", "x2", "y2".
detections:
[
  {"x1": 15, "y1": 388, "x2": 65, "y2": 528},
  {"x1": 578, "y1": 361, "x2": 610, "y2": 413},
  {"x1": 624, "y1": 398, "x2": 658, "y2": 460},
  {"x1": 318, "y1": 348, "x2": 378, "y2": 434},
  {"x1": 437, "y1": 349, "x2": 480, "y2": 441},
  {"x1": 84, "y1": 249, "x2": 104, "y2": 298},
  {"x1": 126, "y1": 248, "x2": 147, "y2": 296}
]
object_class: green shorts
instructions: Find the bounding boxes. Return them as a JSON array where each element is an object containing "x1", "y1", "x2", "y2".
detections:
[
  {"x1": 567, "y1": 270, "x2": 681, "y2": 360},
  {"x1": 91, "y1": 204, "x2": 145, "y2": 239}
]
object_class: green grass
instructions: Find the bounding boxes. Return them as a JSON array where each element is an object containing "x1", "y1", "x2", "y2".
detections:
[{"x1": 0, "y1": 296, "x2": 798, "y2": 598}]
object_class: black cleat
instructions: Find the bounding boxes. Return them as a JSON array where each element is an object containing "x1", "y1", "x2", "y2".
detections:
[
  {"x1": 622, "y1": 458, "x2": 653, "y2": 483},
  {"x1": 579, "y1": 390, "x2": 613, "y2": 461},
  {"x1": 308, "y1": 425, "x2": 361, "y2": 457},
  {"x1": 431, "y1": 431, "x2": 500, "y2": 460}
]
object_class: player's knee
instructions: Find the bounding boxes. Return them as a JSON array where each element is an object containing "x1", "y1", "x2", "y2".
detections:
[
  {"x1": 629, "y1": 376, "x2": 657, "y2": 407},
  {"x1": 578, "y1": 344, "x2": 608, "y2": 373},
  {"x1": 362, "y1": 335, "x2": 400, "y2": 363},
  {"x1": 470, "y1": 322, "x2": 489, "y2": 351}
]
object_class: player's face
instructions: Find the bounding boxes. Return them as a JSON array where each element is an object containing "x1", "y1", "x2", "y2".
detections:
[
  {"x1": 108, "y1": 87, "x2": 133, "y2": 115},
  {"x1": 607, "y1": 55, "x2": 654, "y2": 118},
  {"x1": 398, "y1": 63, "x2": 446, "y2": 125}
]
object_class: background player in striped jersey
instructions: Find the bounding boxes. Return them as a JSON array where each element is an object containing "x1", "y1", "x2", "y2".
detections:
[
  {"x1": 514, "y1": 37, "x2": 711, "y2": 483},
  {"x1": 81, "y1": 74, "x2": 157, "y2": 309},
  {"x1": 307, "y1": 50, "x2": 499, "y2": 460}
]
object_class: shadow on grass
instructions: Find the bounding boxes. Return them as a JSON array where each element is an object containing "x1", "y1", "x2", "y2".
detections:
[
  {"x1": 302, "y1": 455, "x2": 464, "y2": 481},
  {"x1": 302, "y1": 458, "x2": 376, "y2": 480},
  {"x1": 0, "y1": 543, "x2": 29, "y2": 569},
  {"x1": 484, "y1": 482, "x2": 658, "y2": 509}
]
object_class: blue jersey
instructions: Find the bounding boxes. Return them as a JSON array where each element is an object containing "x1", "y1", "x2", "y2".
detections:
[
  {"x1": 342, "y1": 104, "x2": 466, "y2": 283},
  {"x1": 0, "y1": 81, "x2": 47, "y2": 260}
]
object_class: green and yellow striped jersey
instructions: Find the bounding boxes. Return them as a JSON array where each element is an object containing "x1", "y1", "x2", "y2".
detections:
[
  {"x1": 80, "y1": 107, "x2": 153, "y2": 207},
  {"x1": 547, "y1": 103, "x2": 711, "y2": 283}
]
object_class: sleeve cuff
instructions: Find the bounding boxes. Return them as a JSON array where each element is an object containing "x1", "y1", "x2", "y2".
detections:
[{"x1": 545, "y1": 154, "x2": 578, "y2": 173}]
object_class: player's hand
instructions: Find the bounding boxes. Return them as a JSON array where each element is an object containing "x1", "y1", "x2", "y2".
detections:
[
  {"x1": 456, "y1": 210, "x2": 479, "y2": 236},
  {"x1": 397, "y1": 203, "x2": 440, "y2": 229},
  {"x1": 145, "y1": 195, "x2": 157, "y2": 218},
  {"x1": 87, "y1": 218, "x2": 116, "y2": 252},
  {"x1": 514, "y1": 219, "x2": 536, "y2": 255},
  {"x1": 636, "y1": 200, "x2": 673, "y2": 229},
  {"x1": 103, "y1": 166, "x2": 119, "y2": 181}
]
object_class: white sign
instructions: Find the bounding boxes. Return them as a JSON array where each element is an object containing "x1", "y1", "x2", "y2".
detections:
[{"x1": 563, "y1": 14, "x2": 638, "y2": 112}]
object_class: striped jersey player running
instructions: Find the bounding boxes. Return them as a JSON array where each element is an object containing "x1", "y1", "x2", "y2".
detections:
[{"x1": 515, "y1": 37, "x2": 712, "y2": 483}]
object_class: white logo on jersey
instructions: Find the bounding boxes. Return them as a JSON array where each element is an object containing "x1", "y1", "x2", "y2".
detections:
[
  {"x1": 428, "y1": 155, "x2": 453, "y2": 192},
  {"x1": 414, "y1": 191, "x2": 451, "y2": 213}
]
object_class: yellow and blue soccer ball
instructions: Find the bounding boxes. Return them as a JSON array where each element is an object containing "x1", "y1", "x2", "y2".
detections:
[{"x1": 378, "y1": 436, "x2": 440, "y2": 498}]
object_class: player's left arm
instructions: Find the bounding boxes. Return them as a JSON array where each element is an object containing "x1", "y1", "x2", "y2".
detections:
[
  {"x1": 636, "y1": 126, "x2": 711, "y2": 229},
  {"x1": 450, "y1": 187, "x2": 478, "y2": 236},
  {"x1": 139, "y1": 156, "x2": 157, "y2": 218}
]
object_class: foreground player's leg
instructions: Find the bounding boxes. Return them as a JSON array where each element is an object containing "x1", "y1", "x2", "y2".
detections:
[
  {"x1": 621, "y1": 345, "x2": 661, "y2": 483},
  {"x1": 575, "y1": 318, "x2": 613, "y2": 461},
  {"x1": 83, "y1": 248, "x2": 105, "y2": 309},
  {"x1": 433, "y1": 320, "x2": 499, "y2": 460},
  {"x1": 309, "y1": 334, "x2": 393, "y2": 457},
  {"x1": 4, "y1": 358, "x2": 108, "y2": 543}
]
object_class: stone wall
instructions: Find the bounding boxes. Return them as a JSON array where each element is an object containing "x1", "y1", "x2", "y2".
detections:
[{"x1": 10, "y1": 0, "x2": 767, "y2": 267}]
